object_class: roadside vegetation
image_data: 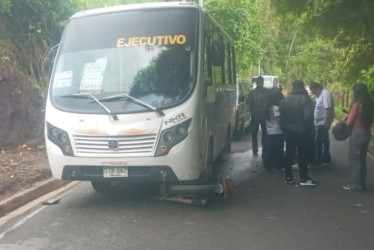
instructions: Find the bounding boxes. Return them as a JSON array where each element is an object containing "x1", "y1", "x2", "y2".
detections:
[{"x1": 0, "y1": 0, "x2": 373, "y2": 146}]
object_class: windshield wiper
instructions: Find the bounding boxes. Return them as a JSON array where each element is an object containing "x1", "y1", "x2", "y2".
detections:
[
  {"x1": 61, "y1": 93, "x2": 119, "y2": 120},
  {"x1": 99, "y1": 93, "x2": 165, "y2": 117}
]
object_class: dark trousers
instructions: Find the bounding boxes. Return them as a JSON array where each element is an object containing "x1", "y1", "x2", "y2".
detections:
[
  {"x1": 284, "y1": 130, "x2": 312, "y2": 181},
  {"x1": 250, "y1": 117, "x2": 267, "y2": 154},
  {"x1": 263, "y1": 134, "x2": 285, "y2": 169},
  {"x1": 315, "y1": 125, "x2": 331, "y2": 163}
]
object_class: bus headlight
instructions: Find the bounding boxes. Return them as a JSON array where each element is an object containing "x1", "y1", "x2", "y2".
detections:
[
  {"x1": 46, "y1": 122, "x2": 74, "y2": 156},
  {"x1": 176, "y1": 126, "x2": 187, "y2": 136},
  {"x1": 163, "y1": 132, "x2": 175, "y2": 143},
  {"x1": 155, "y1": 118, "x2": 191, "y2": 156}
]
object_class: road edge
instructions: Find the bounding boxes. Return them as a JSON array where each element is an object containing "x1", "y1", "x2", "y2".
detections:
[{"x1": 0, "y1": 179, "x2": 70, "y2": 217}]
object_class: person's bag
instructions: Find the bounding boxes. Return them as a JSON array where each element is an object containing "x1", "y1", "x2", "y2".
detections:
[{"x1": 332, "y1": 118, "x2": 351, "y2": 141}]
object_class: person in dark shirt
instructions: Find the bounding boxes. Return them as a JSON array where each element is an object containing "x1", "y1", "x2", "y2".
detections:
[
  {"x1": 248, "y1": 76, "x2": 270, "y2": 156},
  {"x1": 280, "y1": 80, "x2": 316, "y2": 186}
]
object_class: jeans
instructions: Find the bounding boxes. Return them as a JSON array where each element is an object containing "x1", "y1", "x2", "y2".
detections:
[
  {"x1": 315, "y1": 125, "x2": 331, "y2": 163},
  {"x1": 250, "y1": 117, "x2": 267, "y2": 154},
  {"x1": 348, "y1": 129, "x2": 370, "y2": 189},
  {"x1": 284, "y1": 130, "x2": 312, "y2": 181}
]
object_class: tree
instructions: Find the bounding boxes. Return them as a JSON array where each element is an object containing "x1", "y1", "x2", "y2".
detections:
[
  {"x1": 271, "y1": 0, "x2": 374, "y2": 93},
  {"x1": 0, "y1": 0, "x2": 12, "y2": 14},
  {"x1": 257, "y1": 0, "x2": 280, "y2": 76},
  {"x1": 1, "y1": 0, "x2": 77, "y2": 89},
  {"x1": 205, "y1": 0, "x2": 263, "y2": 78}
]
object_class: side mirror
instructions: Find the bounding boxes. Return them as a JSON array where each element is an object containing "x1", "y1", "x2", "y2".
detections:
[{"x1": 211, "y1": 41, "x2": 225, "y2": 66}]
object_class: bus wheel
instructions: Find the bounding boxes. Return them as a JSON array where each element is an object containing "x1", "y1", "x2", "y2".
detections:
[{"x1": 91, "y1": 180, "x2": 112, "y2": 192}]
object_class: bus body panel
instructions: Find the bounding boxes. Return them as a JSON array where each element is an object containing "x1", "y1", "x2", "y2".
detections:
[
  {"x1": 45, "y1": 125, "x2": 202, "y2": 181},
  {"x1": 45, "y1": 2, "x2": 236, "y2": 184},
  {"x1": 45, "y1": 83, "x2": 203, "y2": 181}
]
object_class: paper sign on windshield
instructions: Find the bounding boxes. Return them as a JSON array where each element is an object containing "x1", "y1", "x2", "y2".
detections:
[
  {"x1": 80, "y1": 58, "x2": 107, "y2": 91},
  {"x1": 54, "y1": 71, "x2": 73, "y2": 88}
]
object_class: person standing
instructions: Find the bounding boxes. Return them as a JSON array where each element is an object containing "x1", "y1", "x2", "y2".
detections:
[
  {"x1": 280, "y1": 80, "x2": 316, "y2": 186},
  {"x1": 343, "y1": 83, "x2": 374, "y2": 191},
  {"x1": 248, "y1": 76, "x2": 270, "y2": 156},
  {"x1": 263, "y1": 91, "x2": 285, "y2": 170},
  {"x1": 310, "y1": 82, "x2": 334, "y2": 166},
  {"x1": 275, "y1": 83, "x2": 284, "y2": 99}
]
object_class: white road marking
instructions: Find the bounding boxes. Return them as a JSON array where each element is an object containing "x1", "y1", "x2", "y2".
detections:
[
  {"x1": 0, "y1": 182, "x2": 78, "y2": 229},
  {"x1": 0, "y1": 206, "x2": 46, "y2": 239}
]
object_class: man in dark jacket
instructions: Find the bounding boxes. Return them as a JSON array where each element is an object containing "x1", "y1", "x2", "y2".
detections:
[
  {"x1": 248, "y1": 76, "x2": 270, "y2": 156},
  {"x1": 280, "y1": 80, "x2": 316, "y2": 186}
]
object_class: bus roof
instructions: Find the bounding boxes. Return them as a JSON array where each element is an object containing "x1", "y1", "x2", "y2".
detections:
[
  {"x1": 69, "y1": 1, "x2": 234, "y2": 45},
  {"x1": 71, "y1": 2, "x2": 201, "y2": 19}
]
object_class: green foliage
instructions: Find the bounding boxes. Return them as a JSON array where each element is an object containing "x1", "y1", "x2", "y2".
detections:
[
  {"x1": 73, "y1": 0, "x2": 121, "y2": 10},
  {"x1": 257, "y1": 0, "x2": 279, "y2": 76},
  {"x1": 287, "y1": 39, "x2": 344, "y2": 83},
  {"x1": 270, "y1": 0, "x2": 374, "y2": 94},
  {"x1": 205, "y1": 0, "x2": 263, "y2": 78},
  {"x1": 334, "y1": 107, "x2": 345, "y2": 121},
  {"x1": 0, "y1": 0, "x2": 12, "y2": 14},
  {"x1": 360, "y1": 67, "x2": 374, "y2": 97},
  {"x1": 0, "y1": 0, "x2": 77, "y2": 88}
]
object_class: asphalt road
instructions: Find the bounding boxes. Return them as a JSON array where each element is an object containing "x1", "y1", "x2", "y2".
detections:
[{"x1": 1, "y1": 132, "x2": 374, "y2": 250}]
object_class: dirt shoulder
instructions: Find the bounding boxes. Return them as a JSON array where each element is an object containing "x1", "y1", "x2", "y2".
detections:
[{"x1": 0, "y1": 141, "x2": 51, "y2": 201}]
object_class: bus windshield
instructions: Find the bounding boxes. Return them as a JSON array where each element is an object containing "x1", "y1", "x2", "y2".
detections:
[{"x1": 50, "y1": 8, "x2": 198, "y2": 114}]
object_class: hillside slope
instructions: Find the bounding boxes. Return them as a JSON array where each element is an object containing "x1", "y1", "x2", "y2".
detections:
[{"x1": 0, "y1": 64, "x2": 44, "y2": 147}]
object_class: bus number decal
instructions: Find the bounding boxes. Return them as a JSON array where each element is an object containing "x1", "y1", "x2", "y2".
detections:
[
  {"x1": 101, "y1": 161, "x2": 128, "y2": 166},
  {"x1": 164, "y1": 113, "x2": 186, "y2": 126}
]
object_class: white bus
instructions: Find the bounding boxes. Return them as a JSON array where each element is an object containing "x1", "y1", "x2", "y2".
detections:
[{"x1": 45, "y1": 2, "x2": 237, "y2": 193}]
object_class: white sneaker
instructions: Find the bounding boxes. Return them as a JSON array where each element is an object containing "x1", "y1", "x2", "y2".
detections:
[{"x1": 300, "y1": 179, "x2": 317, "y2": 186}]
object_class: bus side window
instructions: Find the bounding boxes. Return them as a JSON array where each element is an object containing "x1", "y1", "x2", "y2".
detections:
[
  {"x1": 204, "y1": 36, "x2": 212, "y2": 86},
  {"x1": 203, "y1": 18, "x2": 213, "y2": 87},
  {"x1": 227, "y1": 42, "x2": 232, "y2": 84},
  {"x1": 232, "y1": 46, "x2": 236, "y2": 84},
  {"x1": 221, "y1": 38, "x2": 226, "y2": 85},
  {"x1": 211, "y1": 32, "x2": 223, "y2": 87}
]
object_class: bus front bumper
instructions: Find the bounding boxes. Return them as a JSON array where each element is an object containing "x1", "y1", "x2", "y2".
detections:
[{"x1": 61, "y1": 165, "x2": 178, "y2": 182}]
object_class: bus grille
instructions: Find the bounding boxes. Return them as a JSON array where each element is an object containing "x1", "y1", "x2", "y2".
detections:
[{"x1": 73, "y1": 134, "x2": 158, "y2": 157}]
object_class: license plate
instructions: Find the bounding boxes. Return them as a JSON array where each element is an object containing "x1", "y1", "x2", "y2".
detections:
[{"x1": 103, "y1": 166, "x2": 128, "y2": 178}]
